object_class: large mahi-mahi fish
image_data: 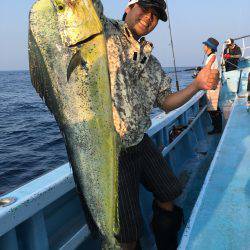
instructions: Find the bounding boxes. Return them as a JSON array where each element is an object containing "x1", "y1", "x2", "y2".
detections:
[{"x1": 29, "y1": 0, "x2": 120, "y2": 248}]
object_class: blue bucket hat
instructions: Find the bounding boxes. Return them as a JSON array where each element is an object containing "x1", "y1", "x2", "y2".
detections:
[{"x1": 203, "y1": 37, "x2": 219, "y2": 52}]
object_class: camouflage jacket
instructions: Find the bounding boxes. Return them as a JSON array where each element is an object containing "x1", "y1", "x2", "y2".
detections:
[{"x1": 94, "y1": 1, "x2": 172, "y2": 147}]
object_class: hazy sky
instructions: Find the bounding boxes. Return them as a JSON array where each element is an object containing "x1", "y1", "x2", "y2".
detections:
[{"x1": 0, "y1": 0, "x2": 249, "y2": 71}]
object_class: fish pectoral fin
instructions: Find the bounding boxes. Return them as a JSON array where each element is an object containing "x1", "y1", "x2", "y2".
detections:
[{"x1": 67, "y1": 50, "x2": 88, "y2": 82}]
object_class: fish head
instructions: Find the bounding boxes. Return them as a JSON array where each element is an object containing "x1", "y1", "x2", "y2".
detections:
[{"x1": 51, "y1": 0, "x2": 103, "y2": 47}]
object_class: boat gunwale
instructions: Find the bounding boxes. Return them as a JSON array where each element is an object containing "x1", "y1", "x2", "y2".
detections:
[{"x1": 0, "y1": 91, "x2": 206, "y2": 238}]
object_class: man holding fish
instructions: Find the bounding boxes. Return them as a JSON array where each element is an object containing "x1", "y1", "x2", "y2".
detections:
[
  {"x1": 94, "y1": 0, "x2": 219, "y2": 249},
  {"x1": 29, "y1": 0, "x2": 219, "y2": 249}
]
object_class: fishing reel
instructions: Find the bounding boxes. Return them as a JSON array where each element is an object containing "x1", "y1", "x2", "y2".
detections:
[{"x1": 192, "y1": 66, "x2": 203, "y2": 79}]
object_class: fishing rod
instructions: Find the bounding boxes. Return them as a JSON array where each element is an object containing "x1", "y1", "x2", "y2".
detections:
[
  {"x1": 168, "y1": 52, "x2": 206, "y2": 75},
  {"x1": 222, "y1": 59, "x2": 240, "y2": 69},
  {"x1": 165, "y1": 0, "x2": 179, "y2": 91},
  {"x1": 189, "y1": 53, "x2": 207, "y2": 78},
  {"x1": 168, "y1": 66, "x2": 203, "y2": 74},
  {"x1": 221, "y1": 58, "x2": 240, "y2": 76}
]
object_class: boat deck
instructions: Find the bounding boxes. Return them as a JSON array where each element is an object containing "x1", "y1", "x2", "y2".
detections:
[
  {"x1": 0, "y1": 91, "x2": 218, "y2": 250},
  {"x1": 179, "y1": 96, "x2": 250, "y2": 249}
]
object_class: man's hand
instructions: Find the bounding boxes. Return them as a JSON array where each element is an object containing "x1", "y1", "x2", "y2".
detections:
[
  {"x1": 194, "y1": 55, "x2": 220, "y2": 90},
  {"x1": 162, "y1": 56, "x2": 219, "y2": 112}
]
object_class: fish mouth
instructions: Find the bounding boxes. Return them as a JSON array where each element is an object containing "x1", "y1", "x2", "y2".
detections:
[{"x1": 68, "y1": 32, "x2": 101, "y2": 48}]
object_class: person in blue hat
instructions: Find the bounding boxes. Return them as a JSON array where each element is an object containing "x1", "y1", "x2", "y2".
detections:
[
  {"x1": 203, "y1": 37, "x2": 219, "y2": 55},
  {"x1": 203, "y1": 37, "x2": 222, "y2": 134}
]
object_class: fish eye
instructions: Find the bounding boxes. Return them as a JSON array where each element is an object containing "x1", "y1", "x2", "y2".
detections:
[{"x1": 57, "y1": 4, "x2": 65, "y2": 11}]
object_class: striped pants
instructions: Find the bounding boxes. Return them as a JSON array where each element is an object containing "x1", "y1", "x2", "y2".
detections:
[{"x1": 117, "y1": 134, "x2": 182, "y2": 243}]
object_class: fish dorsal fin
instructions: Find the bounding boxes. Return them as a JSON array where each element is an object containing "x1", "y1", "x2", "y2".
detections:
[
  {"x1": 28, "y1": 28, "x2": 54, "y2": 114},
  {"x1": 28, "y1": 0, "x2": 64, "y2": 117},
  {"x1": 29, "y1": 29, "x2": 44, "y2": 99}
]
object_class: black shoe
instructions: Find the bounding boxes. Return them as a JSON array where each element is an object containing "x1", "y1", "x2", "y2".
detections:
[{"x1": 151, "y1": 201, "x2": 184, "y2": 250}]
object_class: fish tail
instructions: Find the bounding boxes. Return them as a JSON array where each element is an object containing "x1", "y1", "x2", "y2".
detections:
[{"x1": 72, "y1": 169, "x2": 100, "y2": 238}]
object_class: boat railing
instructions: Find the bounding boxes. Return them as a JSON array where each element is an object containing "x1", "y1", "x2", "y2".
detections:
[
  {"x1": 0, "y1": 91, "x2": 211, "y2": 249},
  {"x1": 234, "y1": 35, "x2": 250, "y2": 59}
]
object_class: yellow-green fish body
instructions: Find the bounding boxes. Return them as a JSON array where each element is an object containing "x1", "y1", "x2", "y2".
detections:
[{"x1": 29, "y1": 0, "x2": 120, "y2": 248}]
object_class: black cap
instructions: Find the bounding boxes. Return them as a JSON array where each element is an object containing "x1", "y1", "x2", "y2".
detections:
[{"x1": 128, "y1": 0, "x2": 168, "y2": 22}]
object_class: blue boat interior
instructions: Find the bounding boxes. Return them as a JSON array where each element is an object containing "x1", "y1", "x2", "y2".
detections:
[
  {"x1": 0, "y1": 36, "x2": 250, "y2": 250},
  {"x1": 179, "y1": 95, "x2": 250, "y2": 250},
  {"x1": 179, "y1": 35, "x2": 250, "y2": 249},
  {"x1": 0, "y1": 91, "x2": 219, "y2": 250}
]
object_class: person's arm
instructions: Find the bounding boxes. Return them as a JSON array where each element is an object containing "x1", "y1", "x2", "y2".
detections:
[
  {"x1": 231, "y1": 54, "x2": 241, "y2": 59},
  {"x1": 231, "y1": 46, "x2": 242, "y2": 59},
  {"x1": 161, "y1": 56, "x2": 219, "y2": 112},
  {"x1": 226, "y1": 46, "x2": 242, "y2": 59},
  {"x1": 161, "y1": 82, "x2": 199, "y2": 111}
]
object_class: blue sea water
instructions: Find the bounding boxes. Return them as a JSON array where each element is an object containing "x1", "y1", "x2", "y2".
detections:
[{"x1": 0, "y1": 69, "x2": 194, "y2": 195}]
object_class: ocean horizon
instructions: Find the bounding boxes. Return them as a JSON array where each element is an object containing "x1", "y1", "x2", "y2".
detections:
[{"x1": 0, "y1": 69, "x2": 194, "y2": 195}]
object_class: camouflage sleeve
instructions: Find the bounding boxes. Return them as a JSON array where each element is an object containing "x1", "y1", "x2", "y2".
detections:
[{"x1": 150, "y1": 56, "x2": 172, "y2": 109}]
